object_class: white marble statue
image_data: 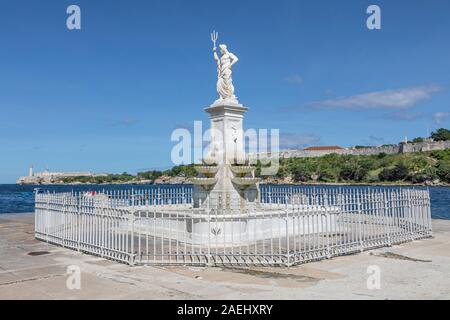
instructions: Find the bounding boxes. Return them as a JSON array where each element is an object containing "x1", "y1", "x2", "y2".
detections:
[{"x1": 211, "y1": 31, "x2": 239, "y2": 101}]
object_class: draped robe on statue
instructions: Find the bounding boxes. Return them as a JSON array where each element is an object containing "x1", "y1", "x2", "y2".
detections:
[{"x1": 214, "y1": 47, "x2": 238, "y2": 100}]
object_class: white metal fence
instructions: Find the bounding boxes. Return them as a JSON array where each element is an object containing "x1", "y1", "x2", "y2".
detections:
[{"x1": 35, "y1": 187, "x2": 432, "y2": 266}]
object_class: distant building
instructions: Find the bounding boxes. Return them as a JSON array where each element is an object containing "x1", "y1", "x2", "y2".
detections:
[
  {"x1": 303, "y1": 146, "x2": 343, "y2": 151},
  {"x1": 17, "y1": 166, "x2": 96, "y2": 184},
  {"x1": 250, "y1": 140, "x2": 450, "y2": 160},
  {"x1": 38, "y1": 167, "x2": 93, "y2": 178}
]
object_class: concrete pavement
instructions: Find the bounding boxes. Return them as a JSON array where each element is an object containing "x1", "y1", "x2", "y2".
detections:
[{"x1": 0, "y1": 212, "x2": 449, "y2": 300}]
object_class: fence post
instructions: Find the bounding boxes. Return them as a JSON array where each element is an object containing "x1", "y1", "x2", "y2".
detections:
[
  {"x1": 357, "y1": 190, "x2": 364, "y2": 252},
  {"x1": 325, "y1": 211, "x2": 331, "y2": 259},
  {"x1": 46, "y1": 194, "x2": 50, "y2": 243},
  {"x1": 426, "y1": 188, "x2": 433, "y2": 236},
  {"x1": 285, "y1": 215, "x2": 291, "y2": 267},
  {"x1": 406, "y1": 189, "x2": 414, "y2": 241},
  {"x1": 129, "y1": 212, "x2": 136, "y2": 266},
  {"x1": 77, "y1": 193, "x2": 81, "y2": 251},
  {"x1": 34, "y1": 192, "x2": 38, "y2": 239},
  {"x1": 62, "y1": 195, "x2": 67, "y2": 248},
  {"x1": 383, "y1": 190, "x2": 391, "y2": 246}
]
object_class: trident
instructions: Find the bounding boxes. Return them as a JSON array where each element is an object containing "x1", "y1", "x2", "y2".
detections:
[{"x1": 210, "y1": 30, "x2": 219, "y2": 50}]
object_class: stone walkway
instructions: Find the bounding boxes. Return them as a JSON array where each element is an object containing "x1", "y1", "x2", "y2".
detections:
[{"x1": 0, "y1": 213, "x2": 449, "y2": 299}]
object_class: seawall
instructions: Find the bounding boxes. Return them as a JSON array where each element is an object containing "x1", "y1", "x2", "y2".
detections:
[{"x1": 253, "y1": 140, "x2": 450, "y2": 159}]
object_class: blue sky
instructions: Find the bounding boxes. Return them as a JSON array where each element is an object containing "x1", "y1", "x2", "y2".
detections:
[{"x1": 0, "y1": 0, "x2": 449, "y2": 183}]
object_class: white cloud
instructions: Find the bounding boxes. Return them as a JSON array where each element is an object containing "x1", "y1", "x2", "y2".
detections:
[
  {"x1": 280, "y1": 132, "x2": 321, "y2": 149},
  {"x1": 433, "y1": 112, "x2": 450, "y2": 124},
  {"x1": 310, "y1": 85, "x2": 441, "y2": 110},
  {"x1": 285, "y1": 74, "x2": 304, "y2": 85}
]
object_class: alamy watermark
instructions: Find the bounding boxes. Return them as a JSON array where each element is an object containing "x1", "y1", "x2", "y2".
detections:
[
  {"x1": 366, "y1": 265, "x2": 381, "y2": 290},
  {"x1": 64, "y1": 5, "x2": 380, "y2": 31},
  {"x1": 367, "y1": 5, "x2": 381, "y2": 30},
  {"x1": 66, "y1": 265, "x2": 81, "y2": 290},
  {"x1": 66, "y1": 5, "x2": 81, "y2": 30},
  {"x1": 171, "y1": 121, "x2": 280, "y2": 176}
]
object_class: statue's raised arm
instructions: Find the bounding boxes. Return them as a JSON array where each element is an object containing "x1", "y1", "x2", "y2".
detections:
[{"x1": 210, "y1": 31, "x2": 239, "y2": 102}]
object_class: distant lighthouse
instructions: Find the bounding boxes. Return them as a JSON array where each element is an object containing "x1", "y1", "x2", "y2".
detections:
[{"x1": 29, "y1": 165, "x2": 34, "y2": 177}]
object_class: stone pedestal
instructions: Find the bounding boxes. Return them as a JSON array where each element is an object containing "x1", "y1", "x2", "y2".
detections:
[{"x1": 193, "y1": 99, "x2": 260, "y2": 211}]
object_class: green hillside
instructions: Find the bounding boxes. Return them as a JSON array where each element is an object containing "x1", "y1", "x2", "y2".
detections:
[
  {"x1": 256, "y1": 149, "x2": 450, "y2": 185},
  {"x1": 54, "y1": 128, "x2": 450, "y2": 185}
]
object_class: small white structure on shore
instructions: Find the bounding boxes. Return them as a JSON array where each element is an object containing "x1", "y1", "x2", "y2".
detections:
[{"x1": 17, "y1": 167, "x2": 95, "y2": 184}]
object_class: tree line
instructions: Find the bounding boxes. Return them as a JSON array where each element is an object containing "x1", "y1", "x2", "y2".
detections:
[{"x1": 59, "y1": 128, "x2": 450, "y2": 185}]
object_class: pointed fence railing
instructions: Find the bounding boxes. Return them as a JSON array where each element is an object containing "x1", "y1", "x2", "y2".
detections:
[{"x1": 34, "y1": 186, "x2": 432, "y2": 266}]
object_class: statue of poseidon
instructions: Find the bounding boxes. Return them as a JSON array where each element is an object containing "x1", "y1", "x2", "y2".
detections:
[{"x1": 212, "y1": 41, "x2": 239, "y2": 101}]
